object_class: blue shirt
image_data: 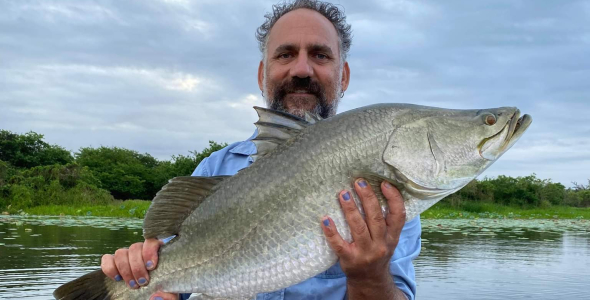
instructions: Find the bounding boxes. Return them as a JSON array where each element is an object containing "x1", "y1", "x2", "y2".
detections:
[{"x1": 182, "y1": 133, "x2": 422, "y2": 300}]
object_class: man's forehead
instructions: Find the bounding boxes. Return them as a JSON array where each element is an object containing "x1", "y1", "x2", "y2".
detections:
[{"x1": 266, "y1": 9, "x2": 340, "y2": 53}]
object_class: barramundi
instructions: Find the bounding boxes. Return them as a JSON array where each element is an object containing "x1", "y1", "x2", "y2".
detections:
[{"x1": 54, "y1": 103, "x2": 532, "y2": 300}]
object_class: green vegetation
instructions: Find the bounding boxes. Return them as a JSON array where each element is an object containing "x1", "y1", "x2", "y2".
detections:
[
  {"x1": 442, "y1": 175, "x2": 590, "y2": 208},
  {"x1": 22, "y1": 200, "x2": 152, "y2": 218},
  {"x1": 1, "y1": 129, "x2": 589, "y2": 219},
  {"x1": 1, "y1": 129, "x2": 226, "y2": 215},
  {"x1": 0, "y1": 130, "x2": 73, "y2": 168},
  {"x1": 422, "y1": 202, "x2": 590, "y2": 220},
  {"x1": 17, "y1": 201, "x2": 588, "y2": 220}
]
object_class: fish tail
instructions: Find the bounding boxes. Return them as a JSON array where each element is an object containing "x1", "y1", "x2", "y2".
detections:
[{"x1": 53, "y1": 269, "x2": 113, "y2": 300}]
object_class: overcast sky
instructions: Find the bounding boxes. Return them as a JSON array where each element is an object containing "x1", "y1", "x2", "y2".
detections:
[{"x1": 1, "y1": 0, "x2": 589, "y2": 186}]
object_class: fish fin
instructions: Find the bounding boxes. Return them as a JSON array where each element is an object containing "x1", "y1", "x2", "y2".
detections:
[
  {"x1": 351, "y1": 171, "x2": 401, "y2": 208},
  {"x1": 304, "y1": 111, "x2": 323, "y2": 124},
  {"x1": 353, "y1": 169, "x2": 453, "y2": 202},
  {"x1": 251, "y1": 106, "x2": 316, "y2": 161},
  {"x1": 250, "y1": 140, "x2": 280, "y2": 163},
  {"x1": 53, "y1": 269, "x2": 112, "y2": 300},
  {"x1": 143, "y1": 176, "x2": 230, "y2": 239}
]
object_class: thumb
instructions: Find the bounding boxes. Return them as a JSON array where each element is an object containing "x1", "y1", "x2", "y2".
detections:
[
  {"x1": 150, "y1": 291, "x2": 179, "y2": 300},
  {"x1": 143, "y1": 238, "x2": 164, "y2": 271}
]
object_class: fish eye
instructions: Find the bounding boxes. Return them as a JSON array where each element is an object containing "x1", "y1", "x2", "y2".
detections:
[{"x1": 484, "y1": 114, "x2": 497, "y2": 126}]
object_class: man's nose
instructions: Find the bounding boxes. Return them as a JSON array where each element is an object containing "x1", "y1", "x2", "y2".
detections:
[{"x1": 289, "y1": 54, "x2": 314, "y2": 78}]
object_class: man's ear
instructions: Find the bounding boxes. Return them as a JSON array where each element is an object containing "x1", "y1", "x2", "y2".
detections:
[
  {"x1": 341, "y1": 61, "x2": 350, "y2": 92},
  {"x1": 258, "y1": 60, "x2": 264, "y2": 93}
]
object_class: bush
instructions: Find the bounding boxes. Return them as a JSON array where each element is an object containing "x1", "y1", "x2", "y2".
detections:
[
  {"x1": 0, "y1": 130, "x2": 73, "y2": 168},
  {"x1": 539, "y1": 200, "x2": 552, "y2": 209},
  {"x1": 0, "y1": 163, "x2": 113, "y2": 209},
  {"x1": 76, "y1": 141, "x2": 227, "y2": 200},
  {"x1": 440, "y1": 174, "x2": 587, "y2": 209}
]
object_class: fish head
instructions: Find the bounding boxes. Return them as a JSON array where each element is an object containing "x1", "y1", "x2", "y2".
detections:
[{"x1": 383, "y1": 105, "x2": 532, "y2": 197}]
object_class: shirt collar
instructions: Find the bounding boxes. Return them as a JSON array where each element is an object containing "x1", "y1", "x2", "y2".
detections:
[{"x1": 228, "y1": 129, "x2": 258, "y2": 156}]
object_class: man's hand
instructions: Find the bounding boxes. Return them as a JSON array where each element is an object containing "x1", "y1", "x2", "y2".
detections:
[
  {"x1": 100, "y1": 239, "x2": 179, "y2": 300},
  {"x1": 321, "y1": 178, "x2": 408, "y2": 300}
]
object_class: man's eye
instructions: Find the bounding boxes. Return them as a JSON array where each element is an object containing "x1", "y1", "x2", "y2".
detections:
[
  {"x1": 278, "y1": 53, "x2": 292, "y2": 59},
  {"x1": 315, "y1": 53, "x2": 328, "y2": 60}
]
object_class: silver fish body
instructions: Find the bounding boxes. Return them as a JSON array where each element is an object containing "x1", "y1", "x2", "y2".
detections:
[{"x1": 54, "y1": 103, "x2": 532, "y2": 300}]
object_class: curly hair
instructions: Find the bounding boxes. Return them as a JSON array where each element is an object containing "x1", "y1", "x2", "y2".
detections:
[{"x1": 256, "y1": 0, "x2": 352, "y2": 63}]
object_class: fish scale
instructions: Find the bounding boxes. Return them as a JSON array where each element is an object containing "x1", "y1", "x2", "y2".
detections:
[{"x1": 54, "y1": 104, "x2": 531, "y2": 300}]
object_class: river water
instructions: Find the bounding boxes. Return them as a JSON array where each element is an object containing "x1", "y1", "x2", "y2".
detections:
[{"x1": 0, "y1": 215, "x2": 588, "y2": 299}]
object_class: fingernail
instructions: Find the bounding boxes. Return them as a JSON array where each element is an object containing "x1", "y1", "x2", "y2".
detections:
[
  {"x1": 138, "y1": 277, "x2": 147, "y2": 285},
  {"x1": 358, "y1": 180, "x2": 367, "y2": 188},
  {"x1": 342, "y1": 192, "x2": 351, "y2": 201},
  {"x1": 114, "y1": 274, "x2": 122, "y2": 281},
  {"x1": 154, "y1": 297, "x2": 163, "y2": 300},
  {"x1": 146, "y1": 260, "x2": 154, "y2": 269},
  {"x1": 323, "y1": 219, "x2": 330, "y2": 227},
  {"x1": 129, "y1": 280, "x2": 137, "y2": 288},
  {"x1": 384, "y1": 182, "x2": 392, "y2": 189}
]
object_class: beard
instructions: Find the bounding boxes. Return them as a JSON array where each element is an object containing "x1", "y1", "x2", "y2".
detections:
[{"x1": 264, "y1": 76, "x2": 340, "y2": 119}]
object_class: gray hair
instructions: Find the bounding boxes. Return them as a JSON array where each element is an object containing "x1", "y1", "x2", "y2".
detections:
[{"x1": 256, "y1": 0, "x2": 352, "y2": 63}]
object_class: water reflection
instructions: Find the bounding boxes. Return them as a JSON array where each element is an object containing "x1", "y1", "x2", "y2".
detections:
[
  {"x1": 0, "y1": 215, "x2": 143, "y2": 300},
  {"x1": 416, "y1": 219, "x2": 590, "y2": 299},
  {"x1": 1, "y1": 216, "x2": 588, "y2": 299}
]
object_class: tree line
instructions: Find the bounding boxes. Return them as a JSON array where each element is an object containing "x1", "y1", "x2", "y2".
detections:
[
  {"x1": 0, "y1": 130, "x2": 225, "y2": 209},
  {"x1": 0, "y1": 129, "x2": 589, "y2": 211}
]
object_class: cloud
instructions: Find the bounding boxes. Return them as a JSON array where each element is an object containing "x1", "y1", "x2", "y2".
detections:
[{"x1": 0, "y1": 0, "x2": 588, "y2": 186}]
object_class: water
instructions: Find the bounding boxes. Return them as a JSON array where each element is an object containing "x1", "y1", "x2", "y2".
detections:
[
  {"x1": 416, "y1": 219, "x2": 590, "y2": 299},
  {"x1": 0, "y1": 215, "x2": 144, "y2": 299},
  {"x1": 1, "y1": 216, "x2": 588, "y2": 299}
]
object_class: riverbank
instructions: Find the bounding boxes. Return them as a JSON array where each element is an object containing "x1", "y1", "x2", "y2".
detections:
[
  {"x1": 421, "y1": 203, "x2": 589, "y2": 219},
  {"x1": 2, "y1": 201, "x2": 588, "y2": 220},
  {"x1": 8, "y1": 200, "x2": 152, "y2": 218}
]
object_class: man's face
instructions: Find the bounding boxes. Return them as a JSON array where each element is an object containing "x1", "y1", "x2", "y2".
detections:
[{"x1": 258, "y1": 8, "x2": 350, "y2": 118}]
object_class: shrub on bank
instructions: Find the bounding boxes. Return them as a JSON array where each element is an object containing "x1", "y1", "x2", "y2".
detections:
[
  {"x1": 0, "y1": 163, "x2": 113, "y2": 210},
  {"x1": 442, "y1": 175, "x2": 590, "y2": 209}
]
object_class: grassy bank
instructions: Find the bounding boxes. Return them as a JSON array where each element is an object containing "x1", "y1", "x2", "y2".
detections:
[
  {"x1": 421, "y1": 202, "x2": 590, "y2": 219},
  {"x1": 14, "y1": 200, "x2": 152, "y2": 218},
  {"x1": 2, "y1": 200, "x2": 588, "y2": 220}
]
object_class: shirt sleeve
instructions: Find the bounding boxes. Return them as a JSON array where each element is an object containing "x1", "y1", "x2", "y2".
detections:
[
  {"x1": 389, "y1": 217, "x2": 421, "y2": 300},
  {"x1": 191, "y1": 157, "x2": 210, "y2": 177}
]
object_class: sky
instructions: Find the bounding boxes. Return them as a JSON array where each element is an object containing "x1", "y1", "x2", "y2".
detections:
[{"x1": 1, "y1": 0, "x2": 589, "y2": 186}]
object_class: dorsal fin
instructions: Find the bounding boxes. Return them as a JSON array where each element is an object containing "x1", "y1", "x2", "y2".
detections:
[
  {"x1": 143, "y1": 176, "x2": 229, "y2": 239},
  {"x1": 251, "y1": 106, "x2": 321, "y2": 162},
  {"x1": 304, "y1": 111, "x2": 323, "y2": 124}
]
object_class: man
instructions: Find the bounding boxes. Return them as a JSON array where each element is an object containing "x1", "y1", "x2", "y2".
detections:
[{"x1": 100, "y1": 1, "x2": 422, "y2": 299}]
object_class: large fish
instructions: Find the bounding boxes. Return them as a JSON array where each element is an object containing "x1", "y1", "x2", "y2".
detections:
[{"x1": 54, "y1": 103, "x2": 532, "y2": 300}]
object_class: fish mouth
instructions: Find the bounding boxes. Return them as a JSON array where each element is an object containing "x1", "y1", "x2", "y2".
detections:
[
  {"x1": 509, "y1": 112, "x2": 532, "y2": 142},
  {"x1": 503, "y1": 110, "x2": 533, "y2": 148},
  {"x1": 502, "y1": 111, "x2": 532, "y2": 152},
  {"x1": 479, "y1": 110, "x2": 532, "y2": 160}
]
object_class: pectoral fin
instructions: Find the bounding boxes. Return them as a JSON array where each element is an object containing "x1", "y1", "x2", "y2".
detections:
[{"x1": 143, "y1": 176, "x2": 229, "y2": 239}]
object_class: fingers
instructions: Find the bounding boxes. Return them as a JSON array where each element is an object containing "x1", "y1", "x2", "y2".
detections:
[
  {"x1": 354, "y1": 179, "x2": 387, "y2": 241},
  {"x1": 381, "y1": 182, "x2": 406, "y2": 246},
  {"x1": 150, "y1": 291, "x2": 179, "y2": 300},
  {"x1": 143, "y1": 238, "x2": 162, "y2": 271},
  {"x1": 114, "y1": 248, "x2": 136, "y2": 288},
  {"x1": 101, "y1": 239, "x2": 164, "y2": 290},
  {"x1": 129, "y1": 242, "x2": 149, "y2": 287},
  {"x1": 337, "y1": 189, "x2": 372, "y2": 248},
  {"x1": 320, "y1": 216, "x2": 351, "y2": 260},
  {"x1": 101, "y1": 254, "x2": 122, "y2": 282}
]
